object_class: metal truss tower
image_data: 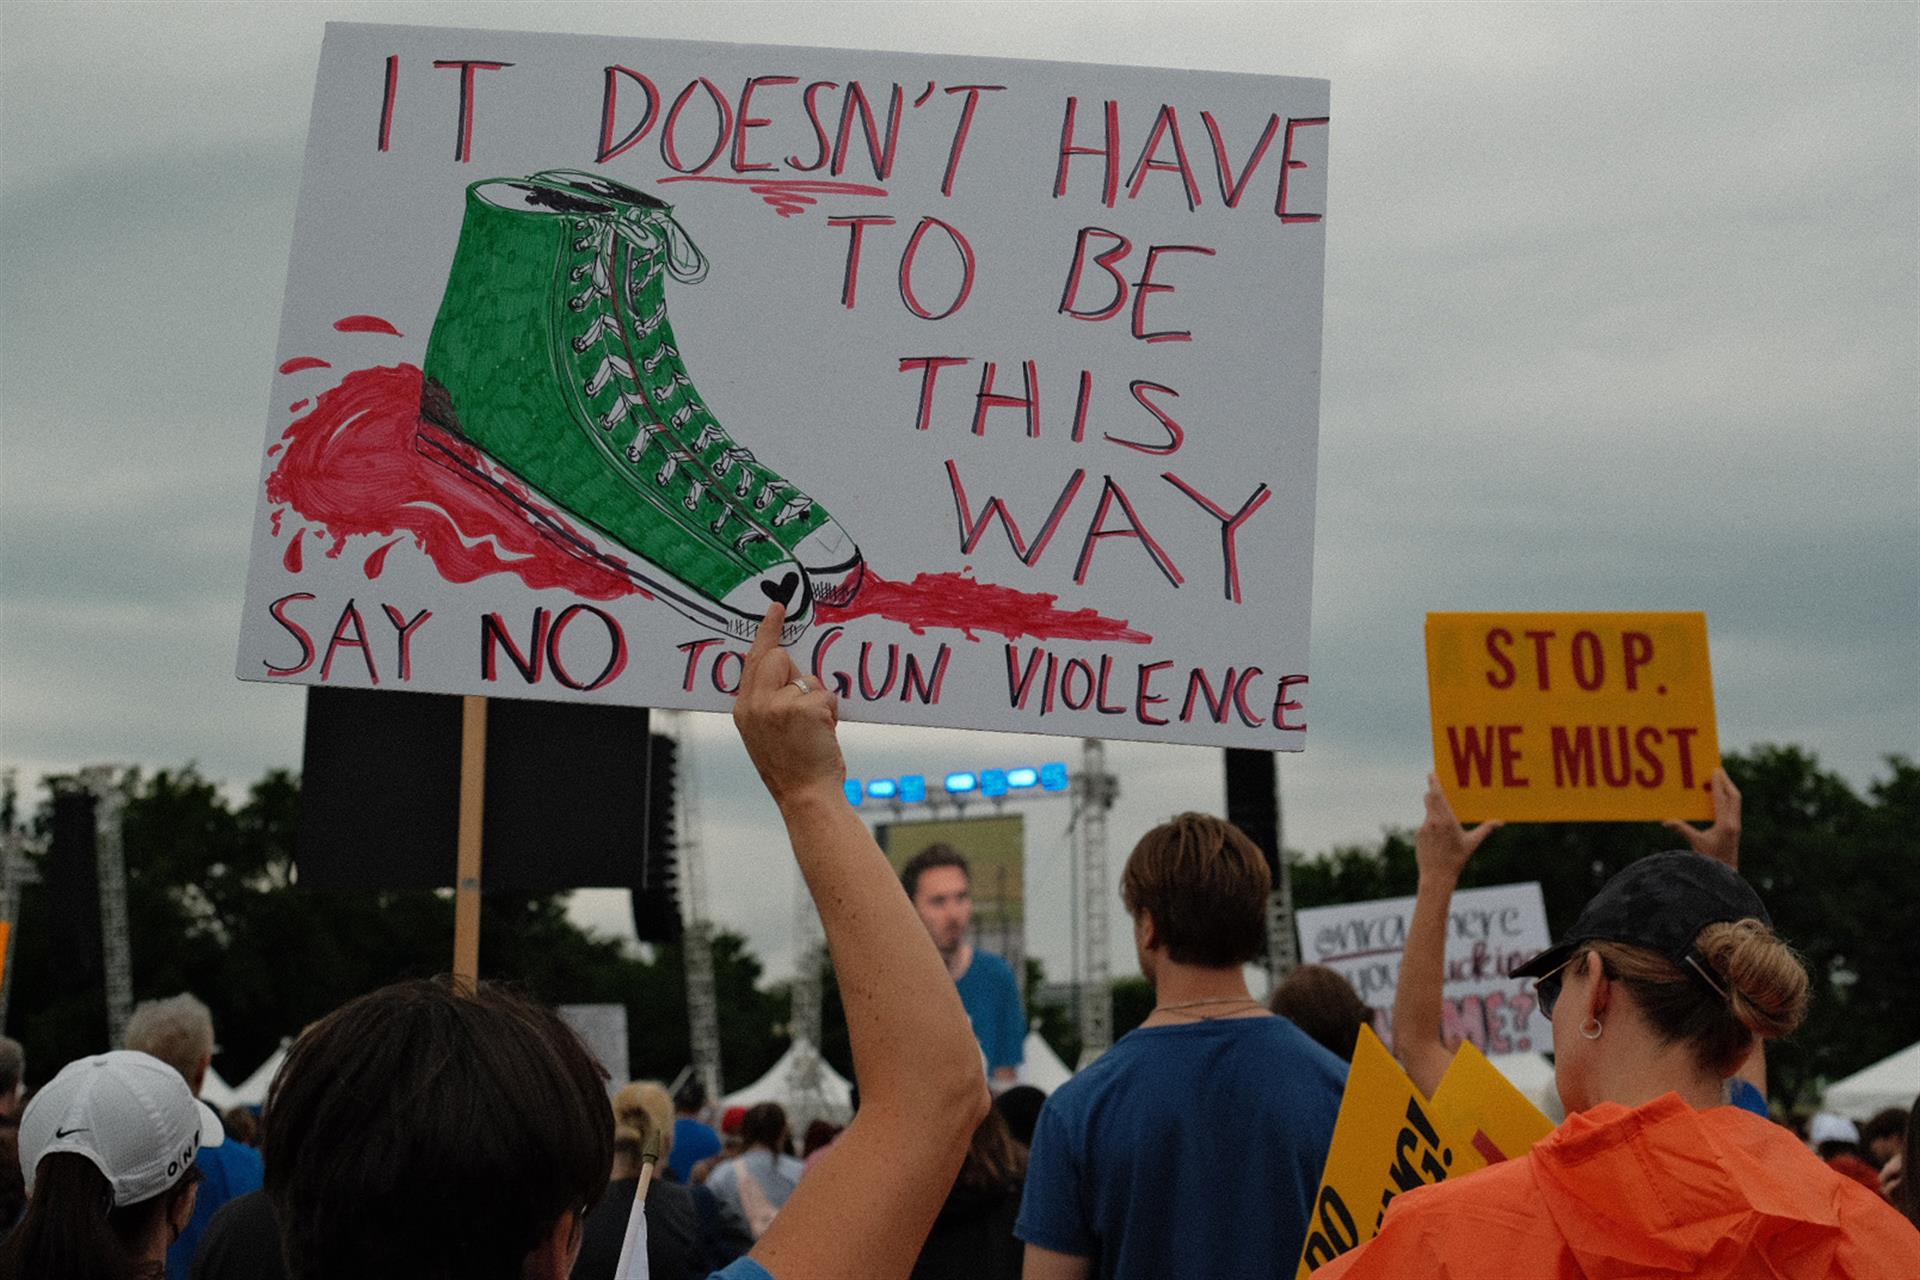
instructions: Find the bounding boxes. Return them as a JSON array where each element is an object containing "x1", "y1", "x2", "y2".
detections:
[
  {"x1": 1071, "y1": 738, "x2": 1119, "y2": 1067},
  {"x1": 672, "y1": 713, "x2": 724, "y2": 1110},
  {"x1": 78, "y1": 766, "x2": 133, "y2": 1047},
  {"x1": 783, "y1": 886, "x2": 834, "y2": 1131}
]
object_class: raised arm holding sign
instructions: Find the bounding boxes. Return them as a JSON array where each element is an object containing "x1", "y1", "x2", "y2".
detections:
[
  {"x1": 1390, "y1": 776, "x2": 1501, "y2": 1096},
  {"x1": 731, "y1": 602, "x2": 991, "y2": 1280}
]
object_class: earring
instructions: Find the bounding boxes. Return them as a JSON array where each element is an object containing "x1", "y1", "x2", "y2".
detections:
[{"x1": 1580, "y1": 1017, "x2": 1603, "y2": 1040}]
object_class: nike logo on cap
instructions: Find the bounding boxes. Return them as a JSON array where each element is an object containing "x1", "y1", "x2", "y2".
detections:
[{"x1": 54, "y1": 1126, "x2": 90, "y2": 1139}]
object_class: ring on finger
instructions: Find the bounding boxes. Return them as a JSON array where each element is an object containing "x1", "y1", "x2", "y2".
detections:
[{"x1": 789, "y1": 678, "x2": 810, "y2": 695}]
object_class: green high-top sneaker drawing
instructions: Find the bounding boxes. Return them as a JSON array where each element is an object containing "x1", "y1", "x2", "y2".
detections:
[
  {"x1": 524, "y1": 170, "x2": 865, "y2": 608},
  {"x1": 418, "y1": 179, "x2": 830, "y2": 643}
]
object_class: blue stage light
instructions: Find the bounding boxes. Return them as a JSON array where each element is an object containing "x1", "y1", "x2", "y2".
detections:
[
  {"x1": 844, "y1": 780, "x2": 864, "y2": 806},
  {"x1": 900, "y1": 775, "x2": 927, "y2": 803},
  {"x1": 1006, "y1": 767, "x2": 1040, "y2": 789},
  {"x1": 867, "y1": 778, "x2": 898, "y2": 800},
  {"x1": 1040, "y1": 762, "x2": 1070, "y2": 792},
  {"x1": 981, "y1": 769, "x2": 1009, "y2": 797},
  {"x1": 944, "y1": 771, "x2": 978, "y2": 794}
]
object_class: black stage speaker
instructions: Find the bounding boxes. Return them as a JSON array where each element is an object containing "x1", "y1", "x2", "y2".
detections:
[
  {"x1": 46, "y1": 788, "x2": 103, "y2": 984},
  {"x1": 296, "y1": 687, "x2": 671, "y2": 897},
  {"x1": 1223, "y1": 748, "x2": 1281, "y2": 881}
]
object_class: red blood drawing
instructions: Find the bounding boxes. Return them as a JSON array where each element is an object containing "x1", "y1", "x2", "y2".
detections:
[
  {"x1": 363, "y1": 536, "x2": 404, "y2": 580},
  {"x1": 266, "y1": 364, "x2": 637, "y2": 601},
  {"x1": 283, "y1": 528, "x2": 305, "y2": 573},
  {"x1": 279, "y1": 357, "x2": 332, "y2": 374},
  {"x1": 333, "y1": 315, "x2": 403, "y2": 336},
  {"x1": 818, "y1": 570, "x2": 1149, "y2": 644}
]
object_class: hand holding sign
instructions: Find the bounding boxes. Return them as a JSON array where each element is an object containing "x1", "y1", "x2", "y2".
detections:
[
  {"x1": 1416, "y1": 774, "x2": 1501, "y2": 886},
  {"x1": 733, "y1": 602, "x2": 847, "y2": 812},
  {"x1": 1662, "y1": 767, "x2": 1742, "y2": 870}
]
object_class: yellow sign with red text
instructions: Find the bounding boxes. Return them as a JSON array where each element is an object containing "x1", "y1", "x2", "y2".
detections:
[
  {"x1": 1425, "y1": 611, "x2": 1718, "y2": 822},
  {"x1": 1429, "y1": 1039, "x2": 1556, "y2": 1167},
  {"x1": 1298, "y1": 1029, "x2": 1556, "y2": 1277}
]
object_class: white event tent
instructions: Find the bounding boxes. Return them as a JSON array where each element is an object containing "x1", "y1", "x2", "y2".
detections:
[
  {"x1": 1022, "y1": 1030, "x2": 1074, "y2": 1093},
  {"x1": 723, "y1": 1039, "x2": 854, "y2": 1125},
  {"x1": 1821, "y1": 1041, "x2": 1920, "y2": 1119}
]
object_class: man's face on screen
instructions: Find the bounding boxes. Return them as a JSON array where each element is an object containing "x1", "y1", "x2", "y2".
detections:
[{"x1": 912, "y1": 866, "x2": 973, "y2": 955}]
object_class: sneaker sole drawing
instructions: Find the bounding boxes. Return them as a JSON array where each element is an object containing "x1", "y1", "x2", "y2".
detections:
[{"x1": 415, "y1": 419, "x2": 811, "y2": 645}]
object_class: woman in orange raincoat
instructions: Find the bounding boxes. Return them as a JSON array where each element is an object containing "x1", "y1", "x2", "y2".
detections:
[{"x1": 1317, "y1": 785, "x2": 1920, "y2": 1279}]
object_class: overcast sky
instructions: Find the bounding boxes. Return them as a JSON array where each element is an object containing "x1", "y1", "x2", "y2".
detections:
[{"x1": 3, "y1": 2, "x2": 1915, "y2": 990}]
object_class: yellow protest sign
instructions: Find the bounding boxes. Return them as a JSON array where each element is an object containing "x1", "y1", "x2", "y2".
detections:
[
  {"x1": 1429, "y1": 1039, "x2": 1555, "y2": 1166},
  {"x1": 0, "y1": 921, "x2": 9, "y2": 992},
  {"x1": 1296, "y1": 1027, "x2": 1493, "y2": 1278},
  {"x1": 1425, "y1": 611, "x2": 1718, "y2": 822}
]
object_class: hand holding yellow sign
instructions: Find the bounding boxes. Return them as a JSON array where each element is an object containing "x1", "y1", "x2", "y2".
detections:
[
  {"x1": 1425, "y1": 611, "x2": 1719, "y2": 822},
  {"x1": 1297, "y1": 1027, "x2": 1554, "y2": 1278}
]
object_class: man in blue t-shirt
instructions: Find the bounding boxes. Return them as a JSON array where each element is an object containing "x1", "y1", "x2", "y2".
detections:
[
  {"x1": 669, "y1": 1079, "x2": 724, "y2": 1183},
  {"x1": 900, "y1": 844, "x2": 1025, "y2": 1082},
  {"x1": 1016, "y1": 814, "x2": 1347, "y2": 1280}
]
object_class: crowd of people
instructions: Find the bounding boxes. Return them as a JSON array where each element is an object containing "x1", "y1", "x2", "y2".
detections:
[{"x1": 3, "y1": 600, "x2": 1917, "y2": 1278}]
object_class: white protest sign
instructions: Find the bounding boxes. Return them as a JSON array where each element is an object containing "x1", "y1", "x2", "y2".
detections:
[
  {"x1": 559, "y1": 1002, "x2": 631, "y2": 1091},
  {"x1": 1294, "y1": 882, "x2": 1555, "y2": 1054},
  {"x1": 237, "y1": 24, "x2": 1330, "y2": 749}
]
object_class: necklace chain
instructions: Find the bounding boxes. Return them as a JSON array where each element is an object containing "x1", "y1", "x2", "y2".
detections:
[{"x1": 1153, "y1": 996, "x2": 1266, "y2": 1017}]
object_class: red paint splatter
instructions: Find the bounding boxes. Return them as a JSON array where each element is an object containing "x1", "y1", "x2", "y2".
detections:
[
  {"x1": 265, "y1": 364, "x2": 637, "y2": 601},
  {"x1": 280, "y1": 356, "x2": 332, "y2": 374},
  {"x1": 819, "y1": 571, "x2": 1150, "y2": 645},
  {"x1": 658, "y1": 175, "x2": 888, "y2": 219},
  {"x1": 283, "y1": 528, "x2": 305, "y2": 572},
  {"x1": 289, "y1": 399, "x2": 310, "y2": 415},
  {"x1": 334, "y1": 315, "x2": 402, "y2": 337},
  {"x1": 363, "y1": 536, "x2": 404, "y2": 580}
]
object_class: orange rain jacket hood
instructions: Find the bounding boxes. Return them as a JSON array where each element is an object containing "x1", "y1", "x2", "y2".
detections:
[{"x1": 1315, "y1": 1092, "x2": 1918, "y2": 1279}]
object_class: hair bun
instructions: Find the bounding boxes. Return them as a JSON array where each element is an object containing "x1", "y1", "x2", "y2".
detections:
[{"x1": 1695, "y1": 917, "x2": 1809, "y2": 1039}]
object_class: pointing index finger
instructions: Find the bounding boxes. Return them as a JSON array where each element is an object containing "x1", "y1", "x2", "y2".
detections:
[{"x1": 741, "y1": 603, "x2": 793, "y2": 695}]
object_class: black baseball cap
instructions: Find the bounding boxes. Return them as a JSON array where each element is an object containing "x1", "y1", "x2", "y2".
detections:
[{"x1": 1513, "y1": 851, "x2": 1771, "y2": 991}]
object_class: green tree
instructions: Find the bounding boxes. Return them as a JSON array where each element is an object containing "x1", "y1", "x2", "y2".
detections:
[{"x1": 6, "y1": 766, "x2": 788, "y2": 1095}]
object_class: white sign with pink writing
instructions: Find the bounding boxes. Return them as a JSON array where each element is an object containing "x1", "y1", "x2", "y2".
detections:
[
  {"x1": 237, "y1": 23, "x2": 1331, "y2": 749},
  {"x1": 1294, "y1": 882, "x2": 1554, "y2": 1055}
]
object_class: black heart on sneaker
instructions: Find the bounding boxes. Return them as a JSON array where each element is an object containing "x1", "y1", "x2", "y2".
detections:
[{"x1": 761, "y1": 573, "x2": 800, "y2": 607}]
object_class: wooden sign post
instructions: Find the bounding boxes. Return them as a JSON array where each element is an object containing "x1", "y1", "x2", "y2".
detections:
[{"x1": 453, "y1": 695, "x2": 487, "y2": 984}]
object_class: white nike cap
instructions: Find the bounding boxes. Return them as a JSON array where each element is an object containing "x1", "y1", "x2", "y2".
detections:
[{"x1": 19, "y1": 1049, "x2": 225, "y2": 1206}]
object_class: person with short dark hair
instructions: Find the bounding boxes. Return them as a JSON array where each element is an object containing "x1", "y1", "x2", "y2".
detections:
[
  {"x1": 707, "y1": 1103, "x2": 803, "y2": 1238},
  {"x1": 670, "y1": 1078, "x2": 722, "y2": 1183},
  {"x1": 901, "y1": 844, "x2": 1026, "y2": 1083},
  {"x1": 1861, "y1": 1106, "x2": 1909, "y2": 1170},
  {"x1": 2, "y1": 1049, "x2": 223, "y2": 1280},
  {"x1": 1267, "y1": 963, "x2": 1373, "y2": 1062},
  {"x1": 1017, "y1": 813, "x2": 1346, "y2": 1280},
  {"x1": 262, "y1": 979, "x2": 611, "y2": 1280}
]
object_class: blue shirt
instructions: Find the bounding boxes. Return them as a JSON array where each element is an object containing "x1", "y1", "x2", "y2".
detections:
[
  {"x1": 955, "y1": 949, "x2": 1025, "y2": 1072},
  {"x1": 166, "y1": 1137, "x2": 264, "y2": 1280},
  {"x1": 670, "y1": 1115, "x2": 723, "y2": 1182},
  {"x1": 1015, "y1": 1015, "x2": 1346, "y2": 1280}
]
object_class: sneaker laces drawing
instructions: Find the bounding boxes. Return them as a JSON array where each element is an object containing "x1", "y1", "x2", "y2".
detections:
[
  {"x1": 417, "y1": 178, "x2": 847, "y2": 644},
  {"x1": 524, "y1": 170, "x2": 865, "y2": 608}
]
